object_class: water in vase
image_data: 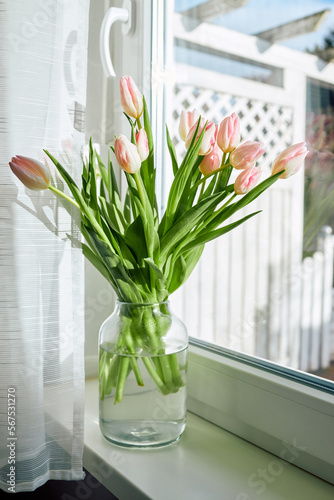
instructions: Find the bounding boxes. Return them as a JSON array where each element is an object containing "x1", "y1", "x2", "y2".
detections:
[{"x1": 99, "y1": 345, "x2": 187, "y2": 447}]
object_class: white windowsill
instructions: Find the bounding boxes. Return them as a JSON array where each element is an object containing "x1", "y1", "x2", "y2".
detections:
[{"x1": 84, "y1": 379, "x2": 334, "y2": 500}]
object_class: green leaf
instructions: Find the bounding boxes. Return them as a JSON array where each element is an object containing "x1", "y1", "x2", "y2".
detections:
[
  {"x1": 99, "y1": 196, "x2": 127, "y2": 235},
  {"x1": 141, "y1": 96, "x2": 156, "y2": 209},
  {"x1": 142, "y1": 97, "x2": 154, "y2": 166},
  {"x1": 186, "y1": 170, "x2": 202, "y2": 209},
  {"x1": 168, "y1": 255, "x2": 186, "y2": 294},
  {"x1": 214, "y1": 164, "x2": 233, "y2": 193},
  {"x1": 181, "y1": 211, "x2": 262, "y2": 252},
  {"x1": 159, "y1": 191, "x2": 227, "y2": 265},
  {"x1": 123, "y1": 112, "x2": 135, "y2": 128},
  {"x1": 174, "y1": 156, "x2": 203, "y2": 220},
  {"x1": 214, "y1": 171, "x2": 282, "y2": 227},
  {"x1": 85, "y1": 139, "x2": 100, "y2": 217},
  {"x1": 199, "y1": 175, "x2": 217, "y2": 202},
  {"x1": 123, "y1": 188, "x2": 132, "y2": 224},
  {"x1": 96, "y1": 151, "x2": 110, "y2": 198},
  {"x1": 162, "y1": 119, "x2": 207, "y2": 234},
  {"x1": 178, "y1": 117, "x2": 203, "y2": 171},
  {"x1": 125, "y1": 171, "x2": 160, "y2": 260},
  {"x1": 82, "y1": 243, "x2": 116, "y2": 289},
  {"x1": 143, "y1": 258, "x2": 168, "y2": 302},
  {"x1": 107, "y1": 149, "x2": 120, "y2": 203},
  {"x1": 168, "y1": 245, "x2": 204, "y2": 294},
  {"x1": 44, "y1": 150, "x2": 86, "y2": 209},
  {"x1": 85, "y1": 226, "x2": 143, "y2": 303},
  {"x1": 124, "y1": 216, "x2": 148, "y2": 263},
  {"x1": 100, "y1": 179, "x2": 106, "y2": 199},
  {"x1": 166, "y1": 124, "x2": 179, "y2": 176}
]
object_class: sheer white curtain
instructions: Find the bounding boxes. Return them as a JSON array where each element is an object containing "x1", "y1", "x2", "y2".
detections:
[{"x1": 0, "y1": 0, "x2": 90, "y2": 492}]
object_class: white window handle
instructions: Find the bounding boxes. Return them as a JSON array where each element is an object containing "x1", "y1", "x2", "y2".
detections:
[{"x1": 100, "y1": 0, "x2": 133, "y2": 78}]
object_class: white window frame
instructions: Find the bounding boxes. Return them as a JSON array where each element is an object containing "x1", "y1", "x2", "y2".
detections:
[
  {"x1": 188, "y1": 340, "x2": 334, "y2": 484},
  {"x1": 84, "y1": 0, "x2": 334, "y2": 486}
]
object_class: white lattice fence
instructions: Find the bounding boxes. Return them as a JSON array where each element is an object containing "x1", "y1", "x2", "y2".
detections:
[
  {"x1": 172, "y1": 83, "x2": 293, "y2": 172},
  {"x1": 169, "y1": 76, "x2": 333, "y2": 371}
]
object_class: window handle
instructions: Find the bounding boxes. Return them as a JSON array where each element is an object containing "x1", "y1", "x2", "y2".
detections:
[{"x1": 100, "y1": 0, "x2": 133, "y2": 78}]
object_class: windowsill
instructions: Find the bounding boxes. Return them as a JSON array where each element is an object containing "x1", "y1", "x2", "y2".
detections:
[{"x1": 84, "y1": 379, "x2": 334, "y2": 500}]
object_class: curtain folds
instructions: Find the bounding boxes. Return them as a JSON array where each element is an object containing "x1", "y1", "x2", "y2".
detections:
[{"x1": 0, "y1": 0, "x2": 90, "y2": 492}]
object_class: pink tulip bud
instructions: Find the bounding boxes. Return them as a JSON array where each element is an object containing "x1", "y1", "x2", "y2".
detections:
[
  {"x1": 120, "y1": 75, "x2": 143, "y2": 119},
  {"x1": 217, "y1": 112, "x2": 240, "y2": 153},
  {"x1": 230, "y1": 141, "x2": 266, "y2": 170},
  {"x1": 234, "y1": 165, "x2": 262, "y2": 195},
  {"x1": 9, "y1": 155, "x2": 51, "y2": 190},
  {"x1": 135, "y1": 129, "x2": 149, "y2": 162},
  {"x1": 185, "y1": 119, "x2": 217, "y2": 156},
  {"x1": 179, "y1": 109, "x2": 198, "y2": 141},
  {"x1": 199, "y1": 145, "x2": 222, "y2": 176},
  {"x1": 271, "y1": 142, "x2": 308, "y2": 179},
  {"x1": 114, "y1": 135, "x2": 141, "y2": 174}
]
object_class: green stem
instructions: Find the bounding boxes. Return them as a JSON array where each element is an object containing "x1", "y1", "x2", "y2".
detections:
[
  {"x1": 99, "y1": 350, "x2": 107, "y2": 400},
  {"x1": 169, "y1": 353, "x2": 184, "y2": 388},
  {"x1": 191, "y1": 163, "x2": 231, "y2": 194},
  {"x1": 136, "y1": 117, "x2": 142, "y2": 130},
  {"x1": 204, "y1": 193, "x2": 237, "y2": 228},
  {"x1": 129, "y1": 357, "x2": 144, "y2": 386},
  {"x1": 216, "y1": 152, "x2": 228, "y2": 188},
  {"x1": 141, "y1": 357, "x2": 169, "y2": 395},
  {"x1": 167, "y1": 191, "x2": 238, "y2": 276},
  {"x1": 115, "y1": 357, "x2": 130, "y2": 404},
  {"x1": 222, "y1": 152, "x2": 228, "y2": 165},
  {"x1": 109, "y1": 355, "x2": 121, "y2": 387},
  {"x1": 118, "y1": 317, "x2": 144, "y2": 387},
  {"x1": 48, "y1": 185, "x2": 80, "y2": 209},
  {"x1": 153, "y1": 357, "x2": 164, "y2": 381},
  {"x1": 159, "y1": 356, "x2": 174, "y2": 391},
  {"x1": 104, "y1": 354, "x2": 117, "y2": 396}
]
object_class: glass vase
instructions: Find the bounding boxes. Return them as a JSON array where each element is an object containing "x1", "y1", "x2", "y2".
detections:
[{"x1": 98, "y1": 301, "x2": 188, "y2": 448}]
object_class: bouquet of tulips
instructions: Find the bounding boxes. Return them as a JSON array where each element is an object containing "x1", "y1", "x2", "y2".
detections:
[{"x1": 9, "y1": 76, "x2": 308, "y2": 403}]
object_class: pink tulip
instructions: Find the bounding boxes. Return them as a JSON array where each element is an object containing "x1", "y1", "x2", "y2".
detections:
[
  {"x1": 114, "y1": 135, "x2": 141, "y2": 174},
  {"x1": 234, "y1": 165, "x2": 262, "y2": 195},
  {"x1": 199, "y1": 145, "x2": 222, "y2": 176},
  {"x1": 179, "y1": 109, "x2": 198, "y2": 141},
  {"x1": 9, "y1": 155, "x2": 51, "y2": 190},
  {"x1": 135, "y1": 129, "x2": 149, "y2": 162},
  {"x1": 185, "y1": 119, "x2": 217, "y2": 156},
  {"x1": 217, "y1": 112, "x2": 240, "y2": 153},
  {"x1": 229, "y1": 141, "x2": 266, "y2": 170},
  {"x1": 271, "y1": 142, "x2": 308, "y2": 179},
  {"x1": 120, "y1": 76, "x2": 143, "y2": 119}
]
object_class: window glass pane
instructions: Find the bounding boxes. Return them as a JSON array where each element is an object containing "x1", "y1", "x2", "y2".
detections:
[{"x1": 166, "y1": 0, "x2": 334, "y2": 385}]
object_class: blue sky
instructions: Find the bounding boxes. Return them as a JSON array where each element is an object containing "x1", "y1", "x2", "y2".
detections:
[{"x1": 175, "y1": 0, "x2": 334, "y2": 52}]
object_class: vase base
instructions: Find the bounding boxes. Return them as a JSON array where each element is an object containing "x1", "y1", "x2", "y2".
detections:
[{"x1": 100, "y1": 419, "x2": 186, "y2": 448}]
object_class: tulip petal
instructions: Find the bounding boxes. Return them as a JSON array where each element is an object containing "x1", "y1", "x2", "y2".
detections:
[
  {"x1": 135, "y1": 129, "x2": 149, "y2": 162},
  {"x1": 234, "y1": 166, "x2": 261, "y2": 195},
  {"x1": 120, "y1": 76, "x2": 143, "y2": 119},
  {"x1": 199, "y1": 145, "x2": 222, "y2": 175},
  {"x1": 9, "y1": 156, "x2": 51, "y2": 190},
  {"x1": 115, "y1": 134, "x2": 142, "y2": 174},
  {"x1": 271, "y1": 142, "x2": 308, "y2": 179},
  {"x1": 230, "y1": 141, "x2": 266, "y2": 169},
  {"x1": 217, "y1": 112, "x2": 240, "y2": 153}
]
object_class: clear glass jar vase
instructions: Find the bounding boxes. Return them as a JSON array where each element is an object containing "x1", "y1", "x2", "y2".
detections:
[{"x1": 98, "y1": 301, "x2": 188, "y2": 448}]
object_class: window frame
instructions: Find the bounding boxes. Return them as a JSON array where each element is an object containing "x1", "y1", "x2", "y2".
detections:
[{"x1": 188, "y1": 340, "x2": 334, "y2": 484}]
